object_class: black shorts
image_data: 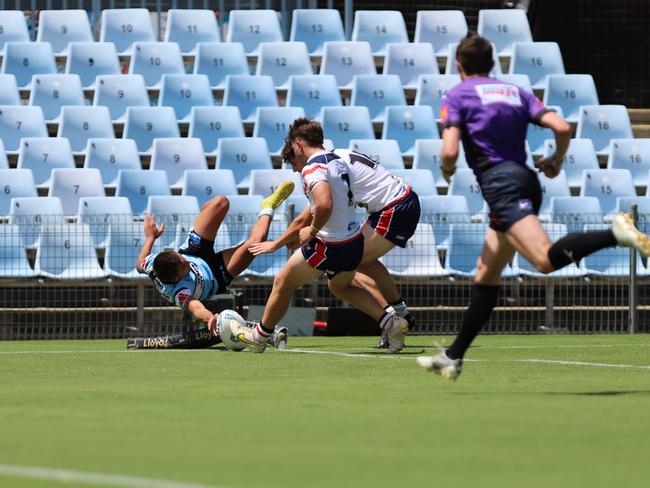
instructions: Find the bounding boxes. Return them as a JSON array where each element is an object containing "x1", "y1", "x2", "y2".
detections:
[
  {"x1": 301, "y1": 233, "x2": 364, "y2": 279},
  {"x1": 367, "y1": 189, "x2": 421, "y2": 248},
  {"x1": 178, "y1": 230, "x2": 233, "y2": 294},
  {"x1": 479, "y1": 161, "x2": 542, "y2": 232}
]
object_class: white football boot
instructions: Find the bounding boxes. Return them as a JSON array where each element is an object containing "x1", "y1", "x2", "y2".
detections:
[
  {"x1": 611, "y1": 212, "x2": 650, "y2": 257},
  {"x1": 416, "y1": 350, "x2": 463, "y2": 381},
  {"x1": 380, "y1": 314, "x2": 409, "y2": 353},
  {"x1": 231, "y1": 321, "x2": 268, "y2": 353}
]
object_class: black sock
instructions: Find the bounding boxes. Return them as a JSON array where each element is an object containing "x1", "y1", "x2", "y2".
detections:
[
  {"x1": 378, "y1": 311, "x2": 391, "y2": 330},
  {"x1": 547, "y1": 231, "x2": 617, "y2": 270},
  {"x1": 258, "y1": 322, "x2": 274, "y2": 335},
  {"x1": 446, "y1": 284, "x2": 500, "y2": 360}
]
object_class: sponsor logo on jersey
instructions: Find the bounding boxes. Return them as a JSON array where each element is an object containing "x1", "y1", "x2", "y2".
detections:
[
  {"x1": 518, "y1": 199, "x2": 533, "y2": 211},
  {"x1": 177, "y1": 291, "x2": 191, "y2": 304},
  {"x1": 475, "y1": 84, "x2": 522, "y2": 106}
]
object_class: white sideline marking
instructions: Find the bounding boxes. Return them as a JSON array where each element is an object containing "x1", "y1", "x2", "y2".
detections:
[
  {"x1": 0, "y1": 464, "x2": 225, "y2": 488},
  {"x1": 510, "y1": 358, "x2": 650, "y2": 370}
]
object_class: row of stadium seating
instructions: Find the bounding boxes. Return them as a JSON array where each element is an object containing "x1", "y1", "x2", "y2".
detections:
[{"x1": 0, "y1": 9, "x2": 531, "y2": 57}]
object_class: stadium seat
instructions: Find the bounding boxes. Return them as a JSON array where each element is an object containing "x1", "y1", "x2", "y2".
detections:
[
  {"x1": 104, "y1": 222, "x2": 148, "y2": 279},
  {"x1": 48, "y1": 168, "x2": 106, "y2": 215},
  {"x1": 9, "y1": 196, "x2": 65, "y2": 248},
  {"x1": 286, "y1": 74, "x2": 342, "y2": 119},
  {"x1": 255, "y1": 41, "x2": 313, "y2": 89},
  {"x1": 225, "y1": 10, "x2": 283, "y2": 55},
  {"x1": 527, "y1": 106, "x2": 563, "y2": 156},
  {"x1": 382, "y1": 42, "x2": 439, "y2": 89},
  {"x1": 582, "y1": 224, "x2": 644, "y2": 276},
  {"x1": 580, "y1": 169, "x2": 636, "y2": 214},
  {"x1": 351, "y1": 10, "x2": 408, "y2": 55},
  {"x1": 223, "y1": 194, "x2": 265, "y2": 243},
  {"x1": 549, "y1": 196, "x2": 602, "y2": 233},
  {"x1": 289, "y1": 9, "x2": 345, "y2": 56},
  {"x1": 413, "y1": 10, "x2": 468, "y2": 57},
  {"x1": 252, "y1": 106, "x2": 306, "y2": 157},
  {"x1": 158, "y1": 74, "x2": 214, "y2": 122},
  {"x1": 380, "y1": 223, "x2": 448, "y2": 277},
  {"x1": 149, "y1": 138, "x2": 208, "y2": 189},
  {"x1": 509, "y1": 42, "x2": 565, "y2": 90},
  {"x1": 0, "y1": 140, "x2": 7, "y2": 169},
  {"x1": 57, "y1": 106, "x2": 116, "y2": 154},
  {"x1": 414, "y1": 74, "x2": 461, "y2": 121},
  {"x1": 543, "y1": 74, "x2": 599, "y2": 123},
  {"x1": 99, "y1": 9, "x2": 156, "y2": 55},
  {"x1": 192, "y1": 42, "x2": 249, "y2": 90},
  {"x1": 283, "y1": 194, "x2": 309, "y2": 214},
  {"x1": 248, "y1": 169, "x2": 303, "y2": 198},
  {"x1": 64, "y1": 42, "x2": 121, "y2": 90},
  {"x1": 146, "y1": 195, "x2": 200, "y2": 249},
  {"x1": 122, "y1": 106, "x2": 180, "y2": 155},
  {"x1": 77, "y1": 196, "x2": 133, "y2": 248},
  {"x1": 612, "y1": 196, "x2": 650, "y2": 233},
  {"x1": 537, "y1": 170, "x2": 571, "y2": 219},
  {"x1": 348, "y1": 139, "x2": 404, "y2": 169},
  {"x1": 115, "y1": 169, "x2": 171, "y2": 214},
  {"x1": 381, "y1": 105, "x2": 439, "y2": 155},
  {"x1": 497, "y1": 73, "x2": 532, "y2": 92},
  {"x1": 320, "y1": 106, "x2": 374, "y2": 149},
  {"x1": 320, "y1": 41, "x2": 376, "y2": 88},
  {"x1": 36, "y1": 10, "x2": 93, "y2": 56},
  {"x1": 0, "y1": 224, "x2": 36, "y2": 277},
  {"x1": 1, "y1": 42, "x2": 57, "y2": 89},
  {"x1": 0, "y1": 169, "x2": 37, "y2": 215},
  {"x1": 128, "y1": 42, "x2": 185, "y2": 89},
  {"x1": 0, "y1": 11, "x2": 30, "y2": 54},
  {"x1": 28, "y1": 74, "x2": 85, "y2": 122},
  {"x1": 477, "y1": 9, "x2": 532, "y2": 57},
  {"x1": 543, "y1": 138, "x2": 599, "y2": 188},
  {"x1": 187, "y1": 106, "x2": 245, "y2": 156},
  {"x1": 418, "y1": 195, "x2": 470, "y2": 250},
  {"x1": 83, "y1": 138, "x2": 142, "y2": 187},
  {"x1": 222, "y1": 75, "x2": 278, "y2": 124},
  {"x1": 93, "y1": 74, "x2": 150, "y2": 123},
  {"x1": 391, "y1": 169, "x2": 437, "y2": 196},
  {"x1": 163, "y1": 9, "x2": 221, "y2": 55},
  {"x1": 0, "y1": 105, "x2": 48, "y2": 154},
  {"x1": 576, "y1": 105, "x2": 634, "y2": 156},
  {"x1": 444, "y1": 223, "x2": 488, "y2": 276},
  {"x1": 215, "y1": 137, "x2": 273, "y2": 190},
  {"x1": 350, "y1": 74, "x2": 406, "y2": 123},
  {"x1": 245, "y1": 237, "x2": 288, "y2": 277},
  {"x1": 16, "y1": 137, "x2": 75, "y2": 187},
  {"x1": 412, "y1": 139, "x2": 468, "y2": 187},
  {"x1": 181, "y1": 169, "x2": 239, "y2": 207},
  {"x1": 0, "y1": 74, "x2": 21, "y2": 105},
  {"x1": 606, "y1": 138, "x2": 650, "y2": 187},
  {"x1": 445, "y1": 42, "x2": 502, "y2": 75},
  {"x1": 449, "y1": 168, "x2": 487, "y2": 218}
]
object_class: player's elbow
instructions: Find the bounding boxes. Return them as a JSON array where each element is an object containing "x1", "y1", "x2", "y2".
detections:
[{"x1": 441, "y1": 149, "x2": 459, "y2": 166}]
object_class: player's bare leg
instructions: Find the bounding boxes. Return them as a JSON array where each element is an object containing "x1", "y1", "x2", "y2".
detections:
[{"x1": 192, "y1": 195, "x2": 230, "y2": 241}]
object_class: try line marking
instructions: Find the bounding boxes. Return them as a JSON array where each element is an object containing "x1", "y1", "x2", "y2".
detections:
[{"x1": 0, "y1": 464, "x2": 227, "y2": 488}]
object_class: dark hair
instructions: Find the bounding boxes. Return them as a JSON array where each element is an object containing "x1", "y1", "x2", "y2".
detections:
[
  {"x1": 456, "y1": 32, "x2": 494, "y2": 76},
  {"x1": 153, "y1": 251, "x2": 183, "y2": 284},
  {"x1": 281, "y1": 117, "x2": 324, "y2": 163}
]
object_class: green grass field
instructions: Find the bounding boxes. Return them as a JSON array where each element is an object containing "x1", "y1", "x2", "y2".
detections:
[{"x1": 2, "y1": 334, "x2": 650, "y2": 488}]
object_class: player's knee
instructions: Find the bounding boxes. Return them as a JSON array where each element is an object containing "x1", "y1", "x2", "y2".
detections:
[
  {"x1": 272, "y1": 272, "x2": 291, "y2": 294},
  {"x1": 535, "y1": 258, "x2": 555, "y2": 275},
  {"x1": 203, "y1": 195, "x2": 229, "y2": 214}
]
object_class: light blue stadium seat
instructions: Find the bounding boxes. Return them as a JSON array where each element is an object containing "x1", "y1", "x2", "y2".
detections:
[
  {"x1": 527, "y1": 106, "x2": 563, "y2": 156},
  {"x1": 449, "y1": 168, "x2": 487, "y2": 218},
  {"x1": 289, "y1": 9, "x2": 345, "y2": 56},
  {"x1": 606, "y1": 138, "x2": 650, "y2": 187},
  {"x1": 382, "y1": 42, "x2": 439, "y2": 90},
  {"x1": 0, "y1": 140, "x2": 7, "y2": 169},
  {"x1": 0, "y1": 223, "x2": 36, "y2": 277},
  {"x1": 286, "y1": 74, "x2": 342, "y2": 119},
  {"x1": 348, "y1": 139, "x2": 404, "y2": 169},
  {"x1": 350, "y1": 74, "x2": 406, "y2": 123},
  {"x1": 225, "y1": 10, "x2": 283, "y2": 55},
  {"x1": 282, "y1": 194, "x2": 309, "y2": 215},
  {"x1": 256, "y1": 41, "x2": 313, "y2": 89},
  {"x1": 149, "y1": 137, "x2": 208, "y2": 189},
  {"x1": 100, "y1": 9, "x2": 156, "y2": 55},
  {"x1": 222, "y1": 75, "x2": 278, "y2": 124},
  {"x1": 320, "y1": 106, "x2": 374, "y2": 149},
  {"x1": 181, "y1": 169, "x2": 238, "y2": 207},
  {"x1": 192, "y1": 42, "x2": 249, "y2": 90},
  {"x1": 412, "y1": 139, "x2": 468, "y2": 187},
  {"x1": 83, "y1": 138, "x2": 141, "y2": 188},
  {"x1": 64, "y1": 42, "x2": 121, "y2": 90},
  {"x1": 391, "y1": 169, "x2": 437, "y2": 197},
  {"x1": 128, "y1": 42, "x2": 185, "y2": 89},
  {"x1": 549, "y1": 196, "x2": 602, "y2": 233},
  {"x1": 543, "y1": 138, "x2": 599, "y2": 188},
  {"x1": 48, "y1": 168, "x2": 105, "y2": 215},
  {"x1": 1, "y1": 42, "x2": 56, "y2": 89},
  {"x1": 245, "y1": 238, "x2": 288, "y2": 277},
  {"x1": 122, "y1": 106, "x2": 180, "y2": 155},
  {"x1": 477, "y1": 9, "x2": 532, "y2": 57},
  {"x1": 580, "y1": 168, "x2": 636, "y2": 214},
  {"x1": 16, "y1": 137, "x2": 75, "y2": 187},
  {"x1": 582, "y1": 224, "x2": 644, "y2": 277},
  {"x1": 414, "y1": 10, "x2": 468, "y2": 57},
  {"x1": 418, "y1": 195, "x2": 470, "y2": 250},
  {"x1": 9, "y1": 196, "x2": 65, "y2": 248},
  {"x1": 445, "y1": 223, "x2": 488, "y2": 276},
  {"x1": 78, "y1": 196, "x2": 133, "y2": 248},
  {"x1": 613, "y1": 196, "x2": 650, "y2": 234},
  {"x1": 380, "y1": 223, "x2": 448, "y2": 277},
  {"x1": 381, "y1": 105, "x2": 439, "y2": 156},
  {"x1": 248, "y1": 169, "x2": 303, "y2": 198},
  {"x1": 57, "y1": 106, "x2": 115, "y2": 154},
  {"x1": 158, "y1": 74, "x2": 214, "y2": 122},
  {"x1": 146, "y1": 195, "x2": 200, "y2": 249},
  {"x1": 28, "y1": 74, "x2": 85, "y2": 122},
  {"x1": 414, "y1": 74, "x2": 461, "y2": 121},
  {"x1": 351, "y1": 10, "x2": 408, "y2": 55},
  {"x1": 576, "y1": 105, "x2": 634, "y2": 156},
  {"x1": 163, "y1": 9, "x2": 221, "y2": 55},
  {"x1": 537, "y1": 170, "x2": 571, "y2": 219},
  {"x1": 36, "y1": 10, "x2": 93, "y2": 56},
  {"x1": 93, "y1": 74, "x2": 150, "y2": 123},
  {"x1": 543, "y1": 74, "x2": 599, "y2": 124},
  {"x1": 223, "y1": 194, "x2": 264, "y2": 245},
  {"x1": 496, "y1": 73, "x2": 532, "y2": 92},
  {"x1": 509, "y1": 42, "x2": 564, "y2": 90},
  {"x1": 187, "y1": 106, "x2": 245, "y2": 156},
  {"x1": 320, "y1": 41, "x2": 376, "y2": 88},
  {"x1": 0, "y1": 74, "x2": 20, "y2": 105},
  {"x1": 0, "y1": 169, "x2": 37, "y2": 215},
  {"x1": 445, "y1": 42, "x2": 502, "y2": 75},
  {"x1": 215, "y1": 137, "x2": 273, "y2": 191},
  {"x1": 0, "y1": 105, "x2": 48, "y2": 154},
  {"x1": 115, "y1": 169, "x2": 171, "y2": 214},
  {"x1": 104, "y1": 222, "x2": 148, "y2": 279},
  {"x1": 252, "y1": 106, "x2": 306, "y2": 157},
  {"x1": 0, "y1": 11, "x2": 30, "y2": 54}
]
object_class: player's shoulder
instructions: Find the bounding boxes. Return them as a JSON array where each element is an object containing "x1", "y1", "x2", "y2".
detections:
[{"x1": 302, "y1": 151, "x2": 338, "y2": 175}]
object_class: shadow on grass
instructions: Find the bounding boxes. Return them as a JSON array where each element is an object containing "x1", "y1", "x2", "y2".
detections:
[{"x1": 542, "y1": 390, "x2": 650, "y2": 397}]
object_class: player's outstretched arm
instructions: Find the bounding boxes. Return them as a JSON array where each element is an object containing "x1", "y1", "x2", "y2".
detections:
[
  {"x1": 250, "y1": 204, "x2": 313, "y2": 255},
  {"x1": 186, "y1": 298, "x2": 218, "y2": 335},
  {"x1": 535, "y1": 111, "x2": 571, "y2": 178},
  {"x1": 136, "y1": 212, "x2": 165, "y2": 272},
  {"x1": 441, "y1": 127, "x2": 462, "y2": 183}
]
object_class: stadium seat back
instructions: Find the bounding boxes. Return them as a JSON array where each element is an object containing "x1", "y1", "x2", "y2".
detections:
[
  {"x1": 164, "y1": 9, "x2": 221, "y2": 54},
  {"x1": 445, "y1": 223, "x2": 489, "y2": 275},
  {"x1": 477, "y1": 9, "x2": 532, "y2": 56},
  {"x1": 1, "y1": 42, "x2": 56, "y2": 88},
  {"x1": 0, "y1": 105, "x2": 48, "y2": 153},
  {"x1": 380, "y1": 223, "x2": 448, "y2": 276},
  {"x1": 215, "y1": 137, "x2": 273, "y2": 190},
  {"x1": 350, "y1": 74, "x2": 406, "y2": 122},
  {"x1": 146, "y1": 195, "x2": 200, "y2": 249},
  {"x1": 414, "y1": 74, "x2": 461, "y2": 121},
  {"x1": 16, "y1": 137, "x2": 75, "y2": 187},
  {"x1": 187, "y1": 106, "x2": 245, "y2": 155},
  {"x1": 193, "y1": 42, "x2": 249, "y2": 89},
  {"x1": 149, "y1": 137, "x2": 208, "y2": 189},
  {"x1": 248, "y1": 169, "x2": 303, "y2": 198},
  {"x1": 252, "y1": 106, "x2": 306, "y2": 156},
  {"x1": 348, "y1": 139, "x2": 404, "y2": 169},
  {"x1": 576, "y1": 105, "x2": 634, "y2": 155},
  {"x1": 93, "y1": 74, "x2": 150, "y2": 122},
  {"x1": 36, "y1": 10, "x2": 93, "y2": 55},
  {"x1": 320, "y1": 41, "x2": 376, "y2": 88},
  {"x1": 351, "y1": 10, "x2": 408, "y2": 54},
  {"x1": 286, "y1": 74, "x2": 342, "y2": 119},
  {"x1": 158, "y1": 74, "x2": 214, "y2": 121},
  {"x1": 57, "y1": 106, "x2": 116, "y2": 153},
  {"x1": 28, "y1": 74, "x2": 85, "y2": 121},
  {"x1": 123, "y1": 106, "x2": 180, "y2": 154},
  {"x1": 48, "y1": 168, "x2": 106, "y2": 215},
  {"x1": 104, "y1": 222, "x2": 148, "y2": 278},
  {"x1": 580, "y1": 168, "x2": 636, "y2": 213},
  {"x1": 0, "y1": 169, "x2": 37, "y2": 215},
  {"x1": 509, "y1": 41, "x2": 565, "y2": 89},
  {"x1": 256, "y1": 41, "x2": 313, "y2": 88},
  {"x1": 549, "y1": 196, "x2": 602, "y2": 233},
  {"x1": 65, "y1": 42, "x2": 121, "y2": 89},
  {"x1": 0, "y1": 223, "x2": 36, "y2": 277},
  {"x1": 100, "y1": 9, "x2": 156, "y2": 54},
  {"x1": 606, "y1": 138, "x2": 650, "y2": 187},
  {"x1": 391, "y1": 169, "x2": 437, "y2": 197},
  {"x1": 418, "y1": 195, "x2": 470, "y2": 249},
  {"x1": 83, "y1": 138, "x2": 142, "y2": 187},
  {"x1": 382, "y1": 42, "x2": 439, "y2": 88},
  {"x1": 412, "y1": 139, "x2": 468, "y2": 187},
  {"x1": 381, "y1": 105, "x2": 439, "y2": 155},
  {"x1": 543, "y1": 74, "x2": 599, "y2": 123},
  {"x1": 289, "y1": 9, "x2": 345, "y2": 55},
  {"x1": 0, "y1": 11, "x2": 30, "y2": 52},
  {"x1": 222, "y1": 74, "x2": 278, "y2": 123},
  {"x1": 115, "y1": 169, "x2": 171, "y2": 214},
  {"x1": 78, "y1": 196, "x2": 133, "y2": 248},
  {"x1": 128, "y1": 42, "x2": 185, "y2": 88},
  {"x1": 414, "y1": 10, "x2": 468, "y2": 56},
  {"x1": 543, "y1": 138, "x2": 599, "y2": 188},
  {"x1": 9, "y1": 196, "x2": 65, "y2": 248},
  {"x1": 225, "y1": 10, "x2": 283, "y2": 54},
  {"x1": 0, "y1": 74, "x2": 21, "y2": 105},
  {"x1": 181, "y1": 169, "x2": 238, "y2": 207},
  {"x1": 320, "y1": 106, "x2": 374, "y2": 149},
  {"x1": 449, "y1": 168, "x2": 486, "y2": 215}
]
